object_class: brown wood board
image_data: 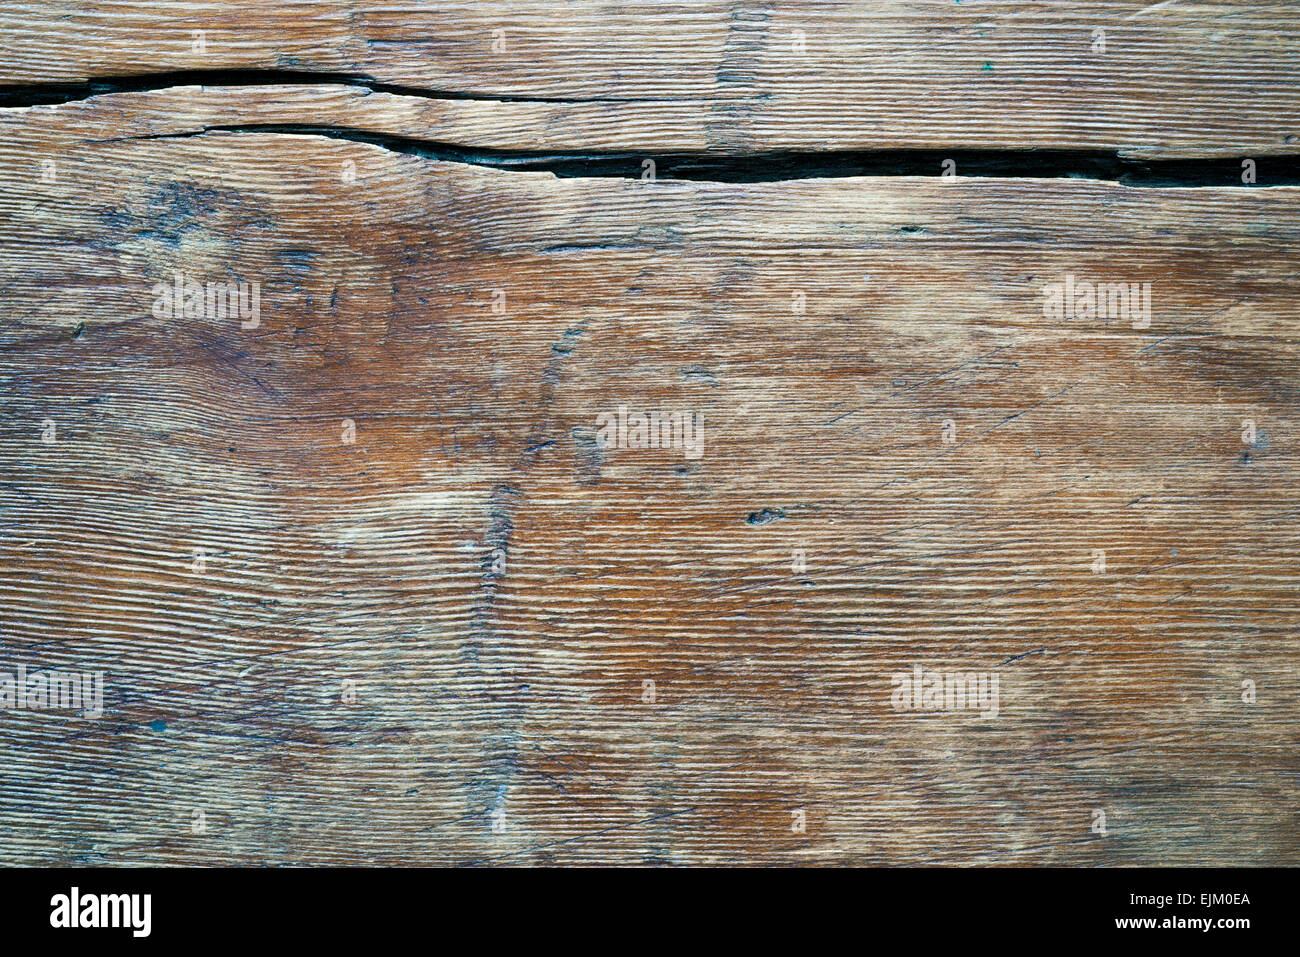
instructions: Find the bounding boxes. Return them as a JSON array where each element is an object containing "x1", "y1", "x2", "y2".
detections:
[{"x1": 0, "y1": 4, "x2": 1296, "y2": 866}]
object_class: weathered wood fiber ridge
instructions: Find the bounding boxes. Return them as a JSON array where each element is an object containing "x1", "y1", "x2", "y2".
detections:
[{"x1": 0, "y1": 2, "x2": 1296, "y2": 866}]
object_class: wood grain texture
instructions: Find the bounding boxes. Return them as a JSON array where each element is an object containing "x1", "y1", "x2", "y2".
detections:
[
  {"x1": 0, "y1": 7, "x2": 1297, "y2": 867},
  {"x1": 2, "y1": 1, "x2": 1300, "y2": 156}
]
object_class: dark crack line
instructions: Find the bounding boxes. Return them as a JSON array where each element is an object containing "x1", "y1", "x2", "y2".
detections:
[
  {"x1": 91, "y1": 123, "x2": 1300, "y2": 185},
  {"x1": 0, "y1": 69, "x2": 674, "y2": 107},
  {"x1": 1, "y1": 71, "x2": 1295, "y2": 184}
]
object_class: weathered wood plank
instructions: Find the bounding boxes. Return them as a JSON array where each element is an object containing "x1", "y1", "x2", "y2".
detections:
[
  {"x1": 2, "y1": 1, "x2": 1299, "y2": 156},
  {"x1": 0, "y1": 88, "x2": 1296, "y2": 864}
]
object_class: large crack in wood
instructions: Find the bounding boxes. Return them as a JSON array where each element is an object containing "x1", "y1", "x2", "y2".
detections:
[
  {"x1": 3, "y1": 72, "x2": 1297, "y2": 185},
  {"x1": 0, "y1": 69, "x2": 677, "y2": 107},
  {"x1": 92, "y1": 123, "x2": 1300, "y2": 186}
]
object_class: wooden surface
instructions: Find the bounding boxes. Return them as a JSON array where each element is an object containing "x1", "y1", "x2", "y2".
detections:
[
  {"x1": 0, "y1": 2, "x2": 1297, "y2": 866},
  {"x1": 4, "y1": 1, "x2": 1300, "y2": 156}
]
